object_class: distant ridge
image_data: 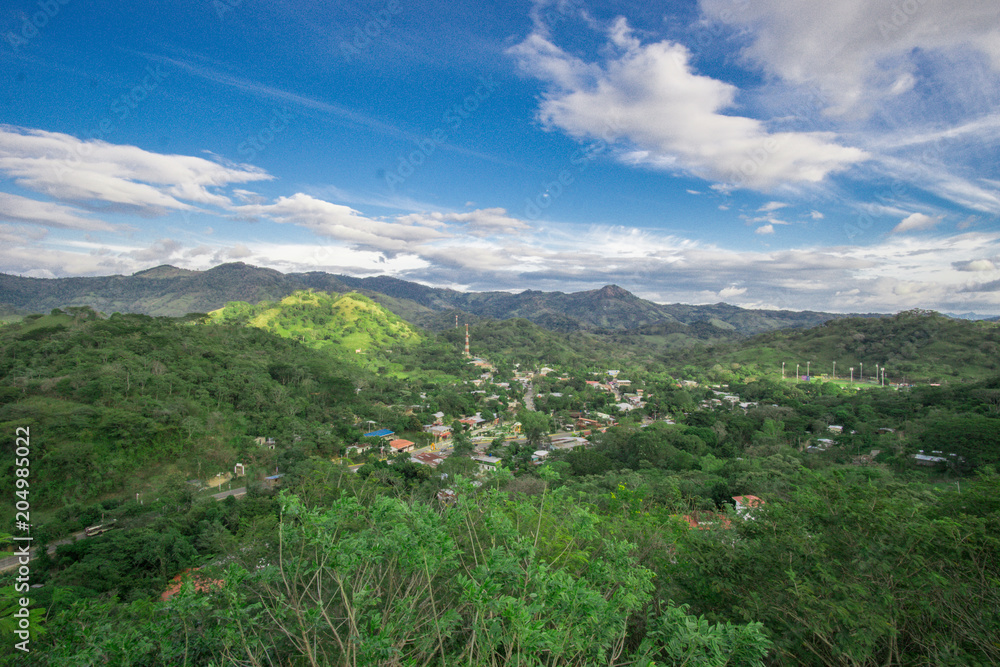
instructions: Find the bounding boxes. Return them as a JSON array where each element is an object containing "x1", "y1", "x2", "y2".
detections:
[{"x1": 0, "y1": 262, "x2": 878, "y2": 337}]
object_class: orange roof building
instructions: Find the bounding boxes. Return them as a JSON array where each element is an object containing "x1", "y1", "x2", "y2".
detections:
[
  {"x1": 161, "y1": 568, "x2": 224, "y2": 601},
  {"x1": 389, "y1": 438, "x2": 416, "y2": 452}
]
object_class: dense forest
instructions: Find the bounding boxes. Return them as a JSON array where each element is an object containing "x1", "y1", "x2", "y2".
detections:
[{"x1": 0, "y1": 298, "x2": 998, "y2": 666}]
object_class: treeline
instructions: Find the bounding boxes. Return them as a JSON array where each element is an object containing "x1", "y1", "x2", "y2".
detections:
[
  {"x1": 0, "y1": 308, "x2": 365, "y2": 508},
  {"x1": 19, "y1": 467, "x2": 774, "y2": 666},
  {"x1": 14, "y1": 453, "x2": 998, "y2": 666},
  {"x1": 669, "y1": 310, "x2": 1000, "y2": 384}
]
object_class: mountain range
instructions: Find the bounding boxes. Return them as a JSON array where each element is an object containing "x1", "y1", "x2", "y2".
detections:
[{"x1": 1, "y1": 262, "x2": 875, "y2": 338}]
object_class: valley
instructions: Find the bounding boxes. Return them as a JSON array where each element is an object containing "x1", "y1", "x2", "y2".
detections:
[{"x1": 0, "y1": 267, "x2": 998, "y2": 666}]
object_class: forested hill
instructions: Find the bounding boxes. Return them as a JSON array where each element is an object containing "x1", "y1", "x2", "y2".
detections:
[
  {"x1": 2, "y1": 261, "x2": 870, "y2": 337},
  {"x1": 207, "y1": 290, "x2": 422, "y2": 367},
  {"x1": 0, "y1": 307, "x2": 366, "y2": 507},
  {"x1": 669, "y1": 309, "x2": 1000, "y2": 383}
]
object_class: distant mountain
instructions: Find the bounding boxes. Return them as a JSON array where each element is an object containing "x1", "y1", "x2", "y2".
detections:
[
  {"x1": 944, "y1": 311, "x2": 1000, "y2": 322},
  {"x1": 0, "y1": 263, "x2": 310, "y2": 317},
  {"x1": 1, "y1": 262, "x2": 873, "y2": 337},
  {"x1": 331, "y1": 275, "x2": 868, "y2": 335}
]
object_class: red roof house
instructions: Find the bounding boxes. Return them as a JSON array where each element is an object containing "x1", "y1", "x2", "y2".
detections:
[{"x1": 389, "y1": 438, "x2": 416, "y2": 453}]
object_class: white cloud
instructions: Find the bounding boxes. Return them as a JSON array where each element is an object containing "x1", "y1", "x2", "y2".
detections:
[
  {"x1": 0, "y1": 125, "x2": 270, "y2": 214},
  {"x1": 0, "y1": 192, "x2": 117, "y2": 231},
  {"x1": 397, "y1": 207, "x2": 531, "y2": 238},
  {"x1": 892, "y1": 212, "x2": 942, "y2": 234},
  {"x1": 700, "y1": 0, "x2": 1000, "y2": 117},
  {"x1": 758, "y1": 201, "x2": 788, "y2": 212},
  {"x1": 755, "y1": 224, "x2": 775, "y2": 235},
  {"x1": 954, "y1": 259, "x2": 997, "y2": 272},
  {"x1": 508, "y1": 20, "x2": 867, "y2": 191},
  {"x1": 808, "y1": 210, "x2": 824, "y2": 220},
  {"x1": 226, "y1": 243, "x2": 253, "y2": 259},
  {"x1": 127, "y1": 238, "x2": 183, "y2": 262},
  {"x1": 231, "y1": 193, "x2": 447, "y2": 251},
  {"x1": 718, "y1": 286, "x2": 747, "y2": 299}
]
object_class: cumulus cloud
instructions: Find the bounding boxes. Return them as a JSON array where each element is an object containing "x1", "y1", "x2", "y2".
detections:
[
  {"x1": 227, "y1": 243, "x2": 253, "y2": 259},
  {"x1": 700, "y1": 0, "x2": 1000, "y2": 116},
  {"x1": 755, "y1": 224, "x2": 775, "y2": 235},
  {"x1": 0, "y1": 192, "x2": 117, "y2": 231},
  {"x1": 0, "y1": 125, "x2": 270, "y2": 214},
  {"x1": 719, "y1": 286, "x2": 747, "y2": 299},
  {"x1": 127, "y1": 238, "x2": 183, "y2": 262},
  {"x1": 892, "y1": 212, "x2": 942, "y2": 233},
  {"x1": 954, "y1": 259, "x2": 997, "y2": 272},
  {"x1": 508, "y1": 19, "x2": 867, "y2": 191},
  {"x1": 185, "y1": 245, "x2": 215, "y2": 257}
]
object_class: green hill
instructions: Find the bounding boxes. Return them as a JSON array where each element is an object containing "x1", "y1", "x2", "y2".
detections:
[
  {"x1": 670, "y1": 309, "x2": 1000, "y2": 384},
  {"x1": 208, "y1": 290, "x2": 423, "y2": 372}
]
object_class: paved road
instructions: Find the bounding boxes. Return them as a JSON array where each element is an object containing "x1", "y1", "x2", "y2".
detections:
[
  {"x1": 524, "y1": 381, "x2": 536, "y2": 411},
  {"x1": 0, "y1": 530, "x2": 87, "y2": 572},
  {"x1": 211, "y1": 487, "x2": 246, "y2": 500}
]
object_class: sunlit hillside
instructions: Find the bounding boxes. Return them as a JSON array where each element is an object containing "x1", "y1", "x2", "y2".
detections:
[{"x1": 208, "y1": 290, "x2": 422, "y2": 367}]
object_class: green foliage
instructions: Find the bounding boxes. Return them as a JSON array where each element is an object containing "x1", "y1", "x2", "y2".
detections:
[
  {"x1": 0, "y1": 310, "x2": 359, "y2": 509},
  {"x1": 208, "y1": 290, "x2": 422, "y2": 374},
  {"x1": 672, "y1": 310, "x2": 1000, "y2": 384}
]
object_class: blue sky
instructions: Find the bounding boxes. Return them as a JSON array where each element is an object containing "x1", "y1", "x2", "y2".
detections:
[{"x1": 2, "y1": 0, "x2": 1000, "y2": 314}]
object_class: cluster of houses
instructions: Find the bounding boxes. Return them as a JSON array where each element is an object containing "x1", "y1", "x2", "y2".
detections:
[{"x1": 701, "y1": 389, "x2": 757, "y2": 411}]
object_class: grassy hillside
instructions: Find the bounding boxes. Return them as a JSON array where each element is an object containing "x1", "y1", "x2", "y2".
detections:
[{"x1": 208, "y1": 290, "x2": 424, "y2": 373}]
